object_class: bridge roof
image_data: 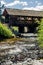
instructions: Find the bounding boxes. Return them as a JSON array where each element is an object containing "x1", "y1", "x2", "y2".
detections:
[{"x1": 3, "y1": 8, "x2": 43, "y2": 17}]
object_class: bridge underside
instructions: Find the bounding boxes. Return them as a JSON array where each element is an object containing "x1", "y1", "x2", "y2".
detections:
[{"x1": 17, "y1": 23, "x2": 38, "y2": 33}]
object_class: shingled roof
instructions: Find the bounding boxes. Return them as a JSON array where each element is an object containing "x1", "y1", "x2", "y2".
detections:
[{"x1": 3, "y1": 8, "x2": 43, "y2": 17}]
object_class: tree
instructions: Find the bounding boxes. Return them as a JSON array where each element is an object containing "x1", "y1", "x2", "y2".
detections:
[
  {"x1": 0, "y1": 2, "x2": 1, "y2": 21},
  {"x1": 0, "y1": 1, "x2": 4, "y2": 21},
  {"x1": 38, "y1": 19, "x2": 43, "y2": 48}
]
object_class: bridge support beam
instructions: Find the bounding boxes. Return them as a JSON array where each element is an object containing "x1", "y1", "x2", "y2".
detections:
[{"x1": 24, "y1": 27, "x2": 28, "y2": 33}]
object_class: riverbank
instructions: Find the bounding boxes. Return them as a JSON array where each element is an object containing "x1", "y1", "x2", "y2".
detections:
[
  {"x1": 0, "y1": 33, "x2": 37, "y2": 45},
  {"x1": 0, "y1": 37, "x2": 21, "y2": 45}
]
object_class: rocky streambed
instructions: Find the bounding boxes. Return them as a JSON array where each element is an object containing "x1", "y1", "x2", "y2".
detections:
[{"x1": 0, "y1": 37, "x2": 43, "y2": 65}]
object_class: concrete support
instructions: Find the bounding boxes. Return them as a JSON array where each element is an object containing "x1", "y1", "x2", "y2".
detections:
[{"x1": 24, "y1": 27, "x2": 28, "y2": 33}]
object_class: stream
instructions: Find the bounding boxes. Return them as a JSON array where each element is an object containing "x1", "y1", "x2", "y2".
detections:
[{"x1": 0, "y1": 34, "x2": 43, "y2": 65}]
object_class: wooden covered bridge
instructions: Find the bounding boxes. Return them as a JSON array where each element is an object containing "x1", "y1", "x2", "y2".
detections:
[{"x1": 3, "y1": 8, "x2": 43, "y2": 33}]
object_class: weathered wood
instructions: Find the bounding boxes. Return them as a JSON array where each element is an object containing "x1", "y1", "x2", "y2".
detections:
[{"x1": 3, "y1": 8, "x2": 43, "y2": 33}]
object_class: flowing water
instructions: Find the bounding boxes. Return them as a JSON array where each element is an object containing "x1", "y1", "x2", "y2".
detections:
[{"x1": 0, "y1": 34, "x2": 43, "y2": 65}]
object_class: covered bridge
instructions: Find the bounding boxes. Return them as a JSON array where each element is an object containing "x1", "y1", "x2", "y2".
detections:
[{"x1": 3, "y1": 8, "x2": 43, "y2": 33}]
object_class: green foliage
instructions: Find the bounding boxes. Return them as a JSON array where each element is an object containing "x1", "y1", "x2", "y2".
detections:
[
  {"x1": 12, "y1": 26, "x2": 19, "y2": 32},
  {"x1": 38, "y1": 19, "x2": 43, "y2": 47},
  {"x1": 0, "y1": 22, "x2": 13, "y2": 38}
]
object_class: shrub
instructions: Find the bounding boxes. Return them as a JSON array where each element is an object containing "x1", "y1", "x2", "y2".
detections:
[
  {"x1": 11, "y1": 26, "x2": 19, "y2": 35},
  {"x1": 0, "y1": 22, "x2": 13, "y2": 38},
  {"x1": 38, "y1": 19, "x2": 43, "y2": 47},
  {"x1": 12, "y1": 26, "x2": 19, "y2": 32}
]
